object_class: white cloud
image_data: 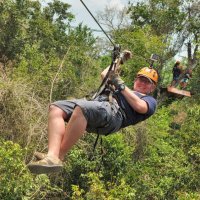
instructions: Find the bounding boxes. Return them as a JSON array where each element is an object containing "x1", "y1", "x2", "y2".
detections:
[
  {"x1": 61, "y1": 0, "x2": 129, "y2": 36},
  {"x1": 108, "y1": 0, "x2": 125, "y2": 10},
  {"x1": 66, "y1": 0, "x2": 126, "y2": 14}
]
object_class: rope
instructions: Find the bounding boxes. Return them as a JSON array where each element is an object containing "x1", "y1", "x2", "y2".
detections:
[{"x1": 80, "y1": 0, "x2": 115, "y2": 46}]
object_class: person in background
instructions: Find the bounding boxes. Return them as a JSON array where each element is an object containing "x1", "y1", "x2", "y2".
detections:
[
  {"x1": 180, "y1": 68, "x2": 192, "y2": 89},
  {"x1": 171, "y1": 61, "x2": 183, "y2": 87},
  {"x1": 27, "y1": 51, "x2": 159, "y2": 174}
]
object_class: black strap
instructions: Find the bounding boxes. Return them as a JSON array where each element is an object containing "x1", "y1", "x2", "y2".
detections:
[
  {"x1": 89, "y1": 133, "x2": 104, "y2": 160},
  {"x1": 93, "y1": 134, "x2": 100, "y2": 153},
  {"x1": 92, "y1": 45, "x2": 121, "y2": 100},
  {"x1": 92, "y1": 61, "x2": 114, "y2": 99},
  {"x1": 89, "y1": 134, "x2": 105, "y2": 172}
]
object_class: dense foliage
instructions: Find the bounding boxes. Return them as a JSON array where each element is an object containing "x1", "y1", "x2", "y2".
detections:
[{"x1": 0, "y1": 0, "x2": 199, "y2": 199}]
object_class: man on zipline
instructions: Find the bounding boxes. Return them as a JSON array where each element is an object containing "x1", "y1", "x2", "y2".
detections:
[{"x1": 27, "y1": 51, "x2": 159, "y2": 174}]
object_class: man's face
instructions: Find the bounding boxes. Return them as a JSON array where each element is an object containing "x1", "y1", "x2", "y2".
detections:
[{"x1": 133, "y1": 76, "x2": 156, "y2": 94}]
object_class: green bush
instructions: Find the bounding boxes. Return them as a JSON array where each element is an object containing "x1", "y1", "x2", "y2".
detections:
[
  {"x1": 0, "y1": 140, "x2": 63, "y2": 200},
  {"x1": 71, "y1": 172, "x2": 136, "y2": 200},
  {"x1": 0, "y1": 140, "x2": 32, "y2": 199}
]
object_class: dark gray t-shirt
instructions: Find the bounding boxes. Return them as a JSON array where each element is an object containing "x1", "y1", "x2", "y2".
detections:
[{"x1": 115, "y1": 91, "x2": 157, "y2": 128}]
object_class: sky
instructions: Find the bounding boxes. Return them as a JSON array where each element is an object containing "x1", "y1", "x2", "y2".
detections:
[
  {"x1": 65, "y1": 0, "x2": 130, "y2": 36},
  {"x1": 42, "y1": 0, "x2": 185, "y2": 59}
]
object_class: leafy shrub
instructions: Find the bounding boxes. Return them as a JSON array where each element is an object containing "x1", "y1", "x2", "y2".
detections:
[
  {"x1": 71, "y1": 172, "x2": 136, "y2": 200},
  {"x1": 0, "y1": 140, "x2": 63, "y2": 200}
]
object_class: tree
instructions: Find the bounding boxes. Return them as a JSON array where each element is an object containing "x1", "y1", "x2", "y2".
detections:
[
  {"x1": 96, "y1": 5, "x2": 131, "y2": 31},
  {"x1": 0, "y1": 0, "x2": 30, "y2": 72},
  {"x1": 128, "y1": 0, "x2": 200, "y2": 63},
  {"x1": 0, "y1": 0, "x2": 100, "y2": 100},
  {"x1": 0, "y1": 0, "x2": 74, "y2": 77}
]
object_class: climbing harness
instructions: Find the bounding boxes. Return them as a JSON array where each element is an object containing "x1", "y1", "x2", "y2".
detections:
[
  {"x1": 89, "y1": 45, "x2": 126, "y2": 161},
  {"x1": 92, "y1": 45, "x2": 124, "y2": 100}
]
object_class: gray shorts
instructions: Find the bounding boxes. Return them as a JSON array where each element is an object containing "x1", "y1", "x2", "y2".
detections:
[{"x1": 52, "y1": 98, "x2": 123, "y2": 135}]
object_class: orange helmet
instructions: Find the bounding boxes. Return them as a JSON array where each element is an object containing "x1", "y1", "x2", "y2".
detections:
[{"x1": 137, "y1": 67, "x2": 159, "y2": 84}]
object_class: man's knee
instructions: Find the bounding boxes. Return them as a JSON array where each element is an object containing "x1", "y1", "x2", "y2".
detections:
[
  {"x1": 49, "y1": 105, "x2": 60, "y2": 112},
  {"x1": 49, "y1": 105, "x2": 67, "y2": 119}
]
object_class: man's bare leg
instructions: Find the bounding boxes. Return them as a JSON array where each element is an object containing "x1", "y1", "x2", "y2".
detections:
[
  {"x1": 47, "y1": 105, "x2": 67, "y2": 160},
  {"x1": 59, "y1": 106, "x2": 87, "y2": 160},
  {"x1": 27, "y1": 106, "x2": 87, "y2": 174}
]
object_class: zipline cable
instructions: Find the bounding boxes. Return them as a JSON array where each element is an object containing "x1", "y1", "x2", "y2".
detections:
[{"x1": 80, "y1": 0, "x2": 115, "y2": 46}]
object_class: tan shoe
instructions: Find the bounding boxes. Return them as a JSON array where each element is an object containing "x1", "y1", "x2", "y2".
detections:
[
  {"x1": 27, "y1": 156, "x2": 63, "y2": 174},
  {"x1": 34, "y1": 152, "x2": 46, "y2": 160}
]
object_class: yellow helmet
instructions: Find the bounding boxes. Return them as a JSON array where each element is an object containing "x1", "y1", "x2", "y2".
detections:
[{"x1": 137, "y1": 67, "x2": 159, "y2": 84}]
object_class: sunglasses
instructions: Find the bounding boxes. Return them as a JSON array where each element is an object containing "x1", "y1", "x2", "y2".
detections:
[{"x1": 135, "y1": 76, "x2": 153, "y2": 84}]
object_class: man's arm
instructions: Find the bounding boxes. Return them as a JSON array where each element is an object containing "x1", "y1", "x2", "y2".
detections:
[
  {"x1": 102, "y1": 68, "x2": 148, "y2": 113},
  {"x1": 121, "y1": 86, "x2": 148, "y2": 114},
  {"x1": 108, "y1": 72, "x2": 149, "y2": 114},
  {"x1": 100, "y1": 51, "x2": 147, "y2": 112}
]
